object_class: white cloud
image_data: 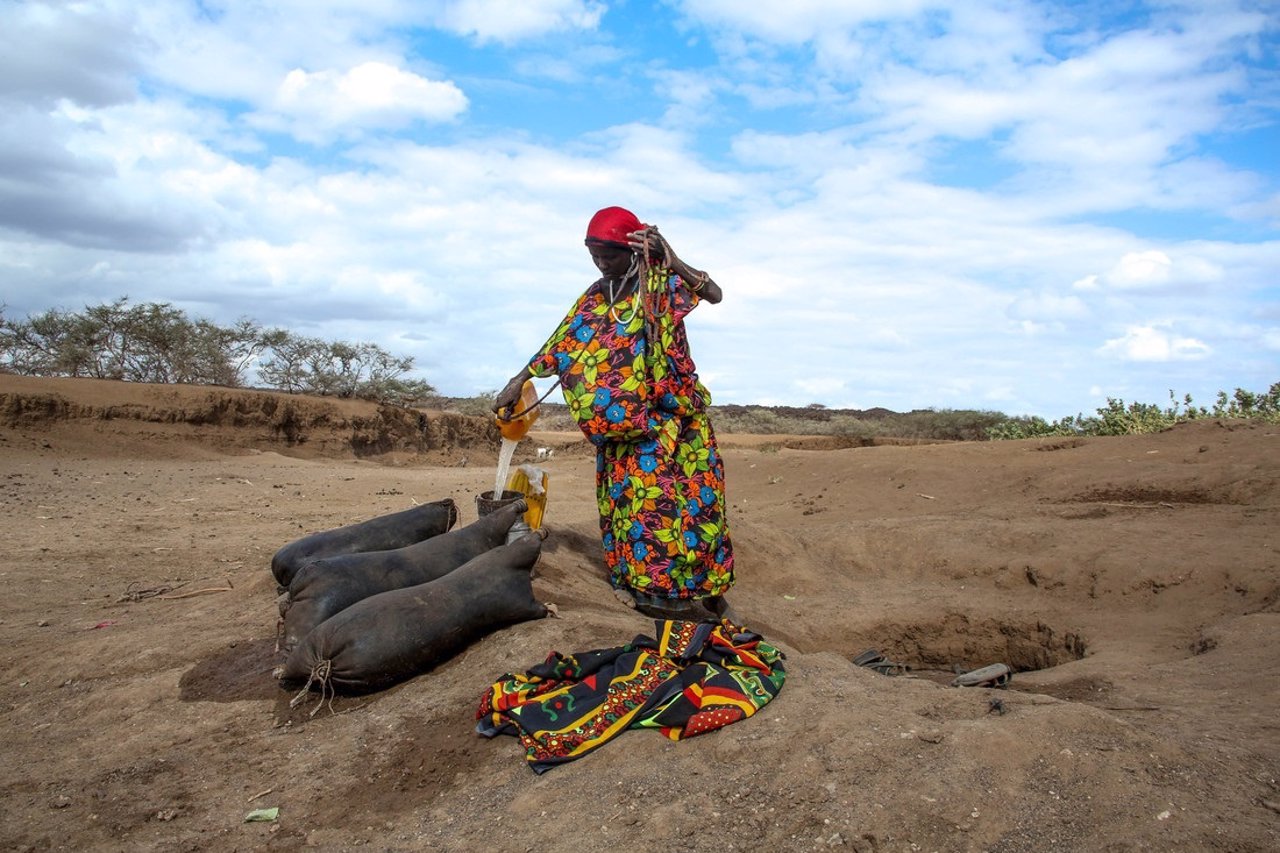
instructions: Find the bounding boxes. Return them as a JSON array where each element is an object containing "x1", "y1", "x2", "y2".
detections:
[
  {"x1": 795, "y1": 377, "x2": 848, "y2": 399},
  {"x1": 0, "y1": 1, "x2": 142, "y2": 107},
  {"x1": 440, "y1": 0, "x2": 604, "y2": 44},
  {"x1": 1099, "y1": 325, "x2": 1212, "y2": 362},
  {"x1": 0, "y1": 1, "x2": 1275, "y2": 420},
  {"x1": 680, "y1": 0, "x2": 934, "y2": 44},
  {"x1": 693, "y1": 0, "x2": 1270, "y2": 229},
  {"x1": 1083, "y1": 249, "x2": 1226, "y2": 293},
  {"x1": 131, "y1": 0, "x2": 596, "y2": 108},
  {"x1": 1105, "y1": 250, "x2": 1173, "y2": 289},
  {"x1": 1008, "y1": 290, "x2": 1090, "y2": 322},
  {"x1": 249, "y1": 62, "x2": 468, "y2": 142}
]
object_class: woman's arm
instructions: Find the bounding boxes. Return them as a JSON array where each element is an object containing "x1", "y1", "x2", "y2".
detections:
[
  {"x1": 670, "y1": 255, "x2": 722, "y2": 304},
  {"x1": 627, "y1": 227, "x2": 722, "y2": 303}
]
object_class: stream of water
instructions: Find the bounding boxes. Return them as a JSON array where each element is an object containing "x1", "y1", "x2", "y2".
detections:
[{"x1": 493, "y1": 436, "x2": 519, "y2": 499}]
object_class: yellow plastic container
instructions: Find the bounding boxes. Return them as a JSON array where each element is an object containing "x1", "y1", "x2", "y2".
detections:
[
  {"x1": 496, "y1": 380, "x2": 540, "y2": 441},
  {"x1": 505, "y1": 465, "x2": 549, "y2": 531}
]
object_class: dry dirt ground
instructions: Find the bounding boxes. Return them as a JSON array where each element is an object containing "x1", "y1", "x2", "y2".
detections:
[{"x1": 1, "y1": 375, "x2": 1277, "y2": 852}]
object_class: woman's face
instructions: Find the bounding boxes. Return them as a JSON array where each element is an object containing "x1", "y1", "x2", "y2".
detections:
[{"x1": 588, "y1": 244, "x2": 633, "y2": 280}]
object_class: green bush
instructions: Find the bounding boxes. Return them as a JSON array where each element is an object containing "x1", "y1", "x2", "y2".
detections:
[{"x1": 987, "y1": 383, "x2": 1280, "y2": 440}]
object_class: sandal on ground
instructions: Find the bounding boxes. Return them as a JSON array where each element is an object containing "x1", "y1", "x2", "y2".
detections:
[
  {"x1": 951, "y1": 663, "x2": 1012, "y2": 688},
  {"x1": 867, "y1": 659, "x2": 910, "y2": 676},
  {"x1": 852, "y1": 648, "x2": 883, "y2": 667},
  {"x1": 851, "y1": 648, "x2": 910, "y2": 676}
]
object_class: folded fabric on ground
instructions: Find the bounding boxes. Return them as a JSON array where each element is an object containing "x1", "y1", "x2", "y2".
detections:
[{"x1": 476, "y1": 619, "x2": 786, "y2": 773}]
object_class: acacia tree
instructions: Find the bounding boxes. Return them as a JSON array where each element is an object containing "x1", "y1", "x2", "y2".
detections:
[
  {"x1": 256, "y1": 336, "x2": 433, "y2": 402},
  {"x1": 84, "y1": 299, "x2": 186, "y2": 382},
  {"x1": 257, "y1": 335, "x2": 326, "y2": 394},
  {"x1": 351, "y1": 343, "x2": 433, "y2": 404},
  {"x1": 1, "y1": 297, "x2": 433, "y2": 403},
  {"x1": 0, "y1": 304, "x2": 102, "y2": 377}
]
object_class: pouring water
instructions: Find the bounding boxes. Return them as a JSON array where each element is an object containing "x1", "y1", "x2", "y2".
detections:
[
  {"x1": 493, "y1": 436, "x2": 520, "y2": 503},
  {"x1": 491, "y1": 378, "x2": 540, "y2": 510}
]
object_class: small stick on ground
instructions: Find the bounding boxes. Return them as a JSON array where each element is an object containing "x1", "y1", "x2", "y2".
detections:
[
  {"x1": 247, "y1": 788, "x2": 274, "y2": 803},
  {"x1": 118, "y1": 581, "x2": 188, "y2": 602},
  {"x1": 157, "y1": 578, "x2": 235, "y2": 600}
]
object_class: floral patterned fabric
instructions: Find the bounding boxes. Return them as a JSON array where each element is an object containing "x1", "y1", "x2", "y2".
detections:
[
  {"x1": 475, "y1": 619, "x2": 787, "y2": 774},
  {"x1": 527, "y1": 268, "x2": 734, "y2": 601}
]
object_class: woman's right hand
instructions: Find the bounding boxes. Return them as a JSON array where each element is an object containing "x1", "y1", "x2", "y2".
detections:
[{"x1": 493, "y1": 372, "x2": 528, "y2": 416}]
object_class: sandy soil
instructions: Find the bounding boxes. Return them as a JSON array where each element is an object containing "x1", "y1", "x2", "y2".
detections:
[{"x1": 1, "y1": 375, "x2": 1277, "y2": 852}]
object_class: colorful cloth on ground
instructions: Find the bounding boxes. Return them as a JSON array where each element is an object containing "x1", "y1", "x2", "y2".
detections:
[
  {"x1": 526, "y1": 266, "x2": 733, "y2": 600},
  {"x1": 476, "y1": 619, "x2": 786, "y2": 774}
]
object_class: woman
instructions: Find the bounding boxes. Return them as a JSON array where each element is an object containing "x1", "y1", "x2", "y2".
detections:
[{"x1": 493, "y1": 206, "x2": 733, "y2": 621}]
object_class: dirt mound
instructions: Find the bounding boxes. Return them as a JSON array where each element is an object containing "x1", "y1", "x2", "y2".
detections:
[{"x1": 0, "y1": 374, "x2": 496, "y2": 461}]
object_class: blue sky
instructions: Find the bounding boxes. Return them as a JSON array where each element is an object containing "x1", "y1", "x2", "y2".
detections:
[{"x1": 1, "y1": 0, "x2": 1277, "y2": 417}]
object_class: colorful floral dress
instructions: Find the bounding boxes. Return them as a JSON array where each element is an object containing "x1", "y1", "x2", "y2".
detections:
[{"x1": 526, "y1": 269, "x2": 734, "y2": 601}]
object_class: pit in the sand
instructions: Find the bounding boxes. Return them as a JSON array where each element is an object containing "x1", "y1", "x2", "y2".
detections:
[{"x1": 843, "y1": 614, "x2": 1088, "y2": 683}]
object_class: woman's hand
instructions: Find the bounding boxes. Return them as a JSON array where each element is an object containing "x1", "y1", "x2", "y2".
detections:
[
  {"x1": 627, "y1": 225, "x2": 722, "y2": 303},
  {"x1": 493, "y1": 370, "x2": 530, "y2": 416},
  {"x1": 627, "y1": 226, "x2": 674, "y2": 266}
]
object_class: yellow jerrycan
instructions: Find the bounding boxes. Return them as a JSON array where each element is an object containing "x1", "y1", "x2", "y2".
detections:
[
  {"x1": 495, "y1": 379, "x2": 540, "y2": 441},
  {"x1": 505, "y1": 465, "x2": 549, "y2": 532}
]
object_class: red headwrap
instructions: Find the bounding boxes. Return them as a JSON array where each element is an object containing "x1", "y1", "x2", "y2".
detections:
[{"x1": 584, "y1": 206, "x2": 645, "y2": 249}]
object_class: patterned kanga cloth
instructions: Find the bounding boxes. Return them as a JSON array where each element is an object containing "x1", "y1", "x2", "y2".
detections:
[
  {"x1": 476, "y1": 619, "x2": 786, "y2": 774},
  {"x1": 525, "y1": 266, "x2": 734, "y2": 601}
]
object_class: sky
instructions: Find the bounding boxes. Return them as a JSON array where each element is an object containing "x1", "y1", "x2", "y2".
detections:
[{"x1": 1, "y1": 0, "x2": 1277, "y2": 418}]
